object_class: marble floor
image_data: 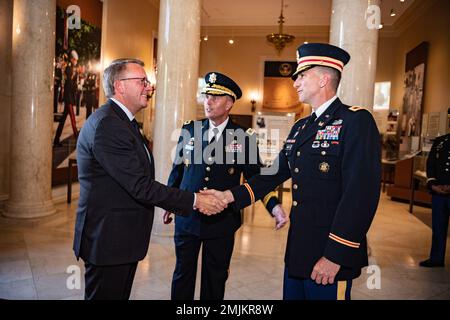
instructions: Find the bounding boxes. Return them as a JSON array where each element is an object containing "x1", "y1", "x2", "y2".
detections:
[{"x1": 0, "y1": 187, "x2": 449, "y2": 300}]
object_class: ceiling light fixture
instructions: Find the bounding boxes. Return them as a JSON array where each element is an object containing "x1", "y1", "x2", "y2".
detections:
[
  {"x1": 390, "y1": 9, "x2": 396, "y2": 17},
  {"x1": 266, "y1": 0, "x2": 295, "y2": 55}
]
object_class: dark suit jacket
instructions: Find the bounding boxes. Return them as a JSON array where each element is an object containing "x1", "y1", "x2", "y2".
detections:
[
  {"x1": 73, "y1": 99, "x2": 194, "y2": 266},
  {"x1": 168, "y1": 118, "x2": 279, "y2": 239},
  {"x1": 231, "y1": 98, "x2": 381, "y2": 280}
]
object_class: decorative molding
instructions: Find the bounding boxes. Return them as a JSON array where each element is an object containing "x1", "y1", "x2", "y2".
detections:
[
  {"x1": 393, "y1": 0, "x2": 438, "y2": 36},
  {"x1": 201, "y1": 1, "x2": 439, "y2": 40},
  {"x1": 379, "y1": 25, "x2": 398, "y2": 38},
  {"x1": 201, "y1": 25, "x2": 329, "y2": 39},
  {"x1": 150, "y1": 1, "x2": 438, "y2": 40},
  {"x1": 379, "y1": 0, "x2": 439, "y2": 38}
]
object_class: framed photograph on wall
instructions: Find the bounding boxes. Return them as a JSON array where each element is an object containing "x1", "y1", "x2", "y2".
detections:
[{"x1": 399, "y1": 42, "x2": 429, "y2": 153}]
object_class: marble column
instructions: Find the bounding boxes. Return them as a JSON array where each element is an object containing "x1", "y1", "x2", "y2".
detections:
[
  {"x1": 330, "y1": 0, "x2": 380, "y2": 109},
  {"x1": 152, "y1": 0, "x2": 200, "y2": 234},
  {"x1": 3, "y1": 0, "x2": 56, "y2": 218},
  {"x1": 0, "y1": 0, "x2": 13, "y2": 208}
]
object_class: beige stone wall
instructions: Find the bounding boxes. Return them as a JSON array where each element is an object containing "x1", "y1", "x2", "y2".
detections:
[
  {"x1": 100, "y1": 0, "x2": 159, "y2": 136},
  {"x1": 388, "y1": 0, "x2": 450, "y2": 114}
]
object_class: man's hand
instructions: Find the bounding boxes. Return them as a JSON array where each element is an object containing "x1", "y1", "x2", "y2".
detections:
[
  {"x1": 163, "y1": 211, "x2": 173, "y2": 224},
  {"x1": 271, "y1": 204, "x2": 288, "y2": 230},
  {"x1": 194, "y1": 193, "x2": 228, "y2": 215},
  {"x1": 310, "y1": 257, "x2": 341, "y2": 285},
  {"x1": 432, "y1": 184, "x2": 450, "y2": 194},
  {"x1": 200, "y1": 189, "x2": 235, "y2": 204}
]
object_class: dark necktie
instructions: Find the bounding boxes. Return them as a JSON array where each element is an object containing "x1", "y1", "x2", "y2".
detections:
[
  {"x1": 210, "y1": 127, "x2": 220, "y2": 144},
  {"x1": 132, "y1": 119, "x2": 152, "y2": 163},
  {"x1": 131, "y1": 119, "x2": 144, "y2": 141},
  {"x1": 209, "y1": 127, "x2": 220, "y2": 158},
  {"x1": 304, "y1": 112, "x2": 317, "y2": 130}
]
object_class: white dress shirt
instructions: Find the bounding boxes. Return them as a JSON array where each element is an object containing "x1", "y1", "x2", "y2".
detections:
[
  {"x1": 312, "y1": 95, "x2": 338, "y2": 120},
  {"x1": 208, "y1": 117, "x2": 229, "y2": 142}
]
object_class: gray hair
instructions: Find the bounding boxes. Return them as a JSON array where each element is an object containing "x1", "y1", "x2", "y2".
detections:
[
  {"x1": 315, "y1": 66, "x2": 342, "y2": 92},
  {"x1": 102, "y1": 58, "x2": 145, "y2": 98}
]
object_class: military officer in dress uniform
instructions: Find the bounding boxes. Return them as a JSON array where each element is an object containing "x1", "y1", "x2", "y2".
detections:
[
  {"x1": 164, "y1": 72, "x2": 288, "y2": 300},
  {"x1": 203, "y1": 43, "x2": 381, "y2": 300},
  {"x1": 83, "y1": 65, "x2": 98, "y2": 119},
  {"x1": 54, "y1": 50, "x2": 79, "y2": 146},
  {"x1": 420, "y1": 117, "x2": 450, "y2": 268}
]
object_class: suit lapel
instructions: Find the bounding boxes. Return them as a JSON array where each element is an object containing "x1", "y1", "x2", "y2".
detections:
[
  {"x1": 109, "y1": 99, "x2": 154, "y2": 175},
  {"x1": 108, "y1": 99, "x2": 140, "y2": 140},
  {"x1": 296, "y1": 98, "x2": 343, "y2": 147}
]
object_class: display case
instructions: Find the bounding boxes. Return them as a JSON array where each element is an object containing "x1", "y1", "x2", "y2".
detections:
[{"x1": 386, "y1": 153, "x2": 431, "y2": 207}]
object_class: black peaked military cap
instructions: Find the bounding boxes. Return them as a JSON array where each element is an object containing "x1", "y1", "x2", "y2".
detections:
[
  {"x1": 201, "y1": 72, "x2": 242, "y2": 101},
  {"x1": 292, "y1": 43, "x2": 351, "y2": 80}
]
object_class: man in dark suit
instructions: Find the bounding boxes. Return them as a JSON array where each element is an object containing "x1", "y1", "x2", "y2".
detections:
[
  {"x1": 420, "y1": 122, "x2": 450, "y2": 268},
  {"x1": 204, "y1": 43, "x2": 381, "y2": 300},
  {"x1": 163, "y1": 72, "x2": 287, "y2": 300},
  {"x1": 73, "y1": 58, "x2": 227, "y2": 300}
]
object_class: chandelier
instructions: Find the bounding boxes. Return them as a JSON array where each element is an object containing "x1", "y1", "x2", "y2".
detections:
[{"x1": 266, "y1": 0, "x2": 295, "y2": 55}]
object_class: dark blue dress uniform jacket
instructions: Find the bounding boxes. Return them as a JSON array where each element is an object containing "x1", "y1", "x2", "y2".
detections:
[
  {"x1": 230, "y1": 98, "x2": 381, "y2": 280},
  {"x1": 168, "y1": 118, "x2": 279, "y2": 239},
  {"x1": 426, "y1": 134, "x2": 450, "y2": 194}
]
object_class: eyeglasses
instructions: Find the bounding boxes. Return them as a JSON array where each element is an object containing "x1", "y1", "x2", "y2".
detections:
[{"x1": 119, "y1": 77, "x2": 151, "y2": 87}]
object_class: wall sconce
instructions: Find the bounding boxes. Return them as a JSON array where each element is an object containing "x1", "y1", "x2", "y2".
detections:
[
  {"x1": 250, "y1": 99, "x2": 256, "y2": 112},
  {"x1": 146, "y1": 69, "x2": 156, "y2": 99},
  {"x1": 147, "y1": 83, "x2": 156, "y2": 99},
  {"x1": 250, "y1": 91, "x2": 259, "y2": 113}
]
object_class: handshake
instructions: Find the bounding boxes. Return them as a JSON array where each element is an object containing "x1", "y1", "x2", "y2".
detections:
[
  {"x1": 195, "y1": 189, "x2": 235, "y2": 215},
  {"x1": 163, "y1": 189, "x2": 288, "y2": 230}
]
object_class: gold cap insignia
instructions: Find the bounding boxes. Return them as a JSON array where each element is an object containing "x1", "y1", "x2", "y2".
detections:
[
  {"x1": 228, "y1": 167, "x2": 235, "y2": 175},
  {"x1": 209, "y1": 73, "x2": 217, "y2": 84},
  {"x1": 319, "y1": 162, "x2": 330, "y2": 173}
]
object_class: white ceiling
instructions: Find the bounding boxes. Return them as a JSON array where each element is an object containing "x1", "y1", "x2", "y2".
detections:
[{"x1": 201, "y1": 0, "x2": 415, "y2": 26}]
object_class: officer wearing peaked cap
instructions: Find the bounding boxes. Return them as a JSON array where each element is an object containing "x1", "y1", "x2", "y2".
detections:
[
  {"x1": 420, "y1": 108, "x2": 450, "y2": 268},
  {"x1": 206, "y1": 43, "x2": 381, "y2": 300},
  {"x1": 164, "y1": 71, "x2": 288, "y2": 300}
]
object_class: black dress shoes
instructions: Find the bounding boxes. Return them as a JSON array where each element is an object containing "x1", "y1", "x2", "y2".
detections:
[{"x1": 419, "y1": 259, "x2": 444, "y2": 268}]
